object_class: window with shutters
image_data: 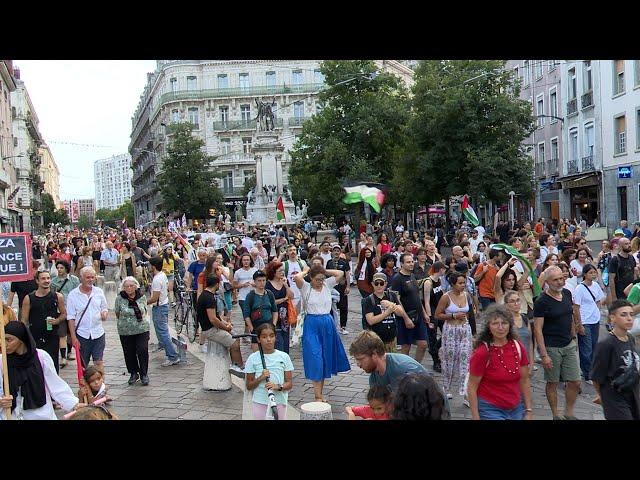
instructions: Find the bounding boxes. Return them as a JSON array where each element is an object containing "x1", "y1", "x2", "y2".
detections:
[
  {"x1": 615, "y1": 115, "x2": 627, "y2": 154},
  {"x1": 614, "y1": 60, "x2": 625, "y2": 95}
]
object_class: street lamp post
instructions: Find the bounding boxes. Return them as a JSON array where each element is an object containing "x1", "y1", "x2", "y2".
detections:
[{"x1": 509, "y1": 191, "x2": 515, "y2": 229}]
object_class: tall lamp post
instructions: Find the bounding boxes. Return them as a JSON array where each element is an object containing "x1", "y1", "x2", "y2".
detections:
[{"x1": 509, "y1": 191, "x2": 516, "y2": 229}]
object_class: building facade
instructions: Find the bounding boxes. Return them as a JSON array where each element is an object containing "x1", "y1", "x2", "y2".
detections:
[
  {"x1": 130, "y1": 60, "x2": 414, "y2": 227},
  {"x1": 94, "y1": 153, "x2": 133, "y2": 210},
  {"x1": 38, "y1": 144, "x2": 61, "y2": 209},
  {"x1": 508, "y1": 60, "x2": 565, "y2": 222},
  {"x1": 556, "y1": 60, "x2": 603, "y2": 226},
  {"x1": 10, "y1": 68, "x2": 44, "y2": 233},
  {"x1": 0, "y1": 60, "x2": 19, "y2": 232},
  {"x1": 601, "y1": 60, "x2": 640, "y2": 226}
]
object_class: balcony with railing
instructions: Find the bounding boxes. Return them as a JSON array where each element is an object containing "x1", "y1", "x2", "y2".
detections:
[
  {"x1": 567, "y1": 159, "x2": 579, "y2": 175},
  {"x1": 547, "y1": 157, "x2": 558, "y2": 176},
  {"x1": 581, "y1": 155, "x2": 595, "y2": 172},
  {"x1": 535, "y1": 162, "x2": 545, "y2": 179},
  {"x1": 288, "y1": 116, "x2": 307, "y2": 128},
  {"x1": 212, "y1": 117, "x2": 284, "y2": 132},
  {"x1": 212, "y1": 153, "x2": 255, "y2": 166},
  {"x1": 152, "y1": 83, "x2": 325, "y2": 119},
  {"x1": 566, "y1": 98, "x2": 578, "y2": 116},
  {"x1": 132, "y1": 181, "x2": 158, "y2": 202},
  {"x1": 581, "y1": 91, "x2": 593, "y2": 109},
  {"x1": 221, "y1": 186, "x2": 244, "y2": 197}
]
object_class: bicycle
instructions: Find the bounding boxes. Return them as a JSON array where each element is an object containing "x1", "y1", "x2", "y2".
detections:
[
  {"x1": 136, "y1": 260, "x2": 151, "y2": 294},
  {"x1": 173, "y1": 274, "x2": 198, "y2": 343}
]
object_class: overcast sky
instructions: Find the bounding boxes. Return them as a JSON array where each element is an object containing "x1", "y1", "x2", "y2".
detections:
[{"x1": 14, "y1": 60, "x2": 157, "y2": 201}]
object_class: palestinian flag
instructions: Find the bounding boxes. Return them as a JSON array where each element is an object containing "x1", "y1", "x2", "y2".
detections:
[
  {"x1": 461, "y1": 195, "x2": 479, "y2": 227},
  {"x1": 491, "y1": 243, "x2": 542, "y2": 297},
  {"x1": 276, "y1": 196, "x2": 286, "y2": 221},
  {"x1": 343, "y1": 185, "x2": 385, "y2": 213}
]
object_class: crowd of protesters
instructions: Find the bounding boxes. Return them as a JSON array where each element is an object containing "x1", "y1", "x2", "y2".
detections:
[{"x1": 2, "y1": 212, "x2": 639, "y2": 420}]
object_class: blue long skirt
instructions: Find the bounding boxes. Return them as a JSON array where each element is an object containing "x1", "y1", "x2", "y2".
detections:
[{"x1": 302, "y1": 313, "x2": 351, "y2": 381}]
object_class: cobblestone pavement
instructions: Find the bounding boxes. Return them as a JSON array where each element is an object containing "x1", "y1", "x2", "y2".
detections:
[{"x1": 56, "y1": 288, "x2": 605, "y2": 420}]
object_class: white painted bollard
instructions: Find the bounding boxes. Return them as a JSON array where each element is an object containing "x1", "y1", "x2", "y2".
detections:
[
  {"x1": 104, "y1": 281, "x2": 117, "y2": 311},
  {"x1": 300, "y1": 401, "x2": 333, "y2": 420},
  {"x1": 203, "y1": 340, "x2": 232, "y2": 391}
]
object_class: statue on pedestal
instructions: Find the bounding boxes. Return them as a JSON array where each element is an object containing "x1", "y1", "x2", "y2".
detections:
[
  {"x1": 247, "y1": 187, "x2": 255, "y2": 205},
  {"x1": 282, "y1": 185, "x2": 292, "y2": 202},
  {"x1": 255, "y1": 97, "x2": 276, "y2": 132}
]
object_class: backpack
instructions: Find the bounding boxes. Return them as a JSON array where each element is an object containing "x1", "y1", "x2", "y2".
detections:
[
  {"x1": 284, "y1": 259, "x2": 304, "y2": 277},
  {"x1": 361, "y1": 290, "x2": 399, "y2": 331},
  {"x1": 245, "y1": 290, "x2": 276, "y2": 323}
]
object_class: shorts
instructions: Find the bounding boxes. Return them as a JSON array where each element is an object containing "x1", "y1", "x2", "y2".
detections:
[
  {"x1": 478, "y1": 398, "x2": 524, "y2": 420},
  {"x1": 383, "y1": 338, "x2": 397, "y2": 353},
  {"x1": 58, "y1": 319, "x2": 68, "y2": 337},
  {"x1": 92, "y1": 251, "x2": 101, "y2": 261},
  {"x1": 396, "y1": 313, "x2": 428, "y2": 345},
  {"x1": 544, "y1": 339, "x2": 581, "y2": 383},
  {"x1": 201, "y1": 326, "x2": 235, "y2": 348},
  {"x1": 77, "y1": 333, "x2": 106, "y2": 365}
]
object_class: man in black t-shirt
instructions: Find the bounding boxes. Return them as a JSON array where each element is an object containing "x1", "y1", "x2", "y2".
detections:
[
  {"x1": 609, "y1": 237, "x2": 637, "y2": 300},
  {"x1": 533, "y1": 266, "x2": 582, "y2": 420},
  {"x1": 362, "y1": 273, "x2": 407, "y2": 352},
  {"x1": 326, "y1": 245, "x2": 351, "y2": 335},
  {"x1": 196, "y1": 274, "x2": 244, "y2": 374},
  {"x1": 389, "y1": 253, "x2": 428, "y2": 363}
]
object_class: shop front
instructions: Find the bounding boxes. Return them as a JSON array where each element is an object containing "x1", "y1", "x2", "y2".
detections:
[{"x1": 561, "y1": 172, "x2": 601, "y2": 225}]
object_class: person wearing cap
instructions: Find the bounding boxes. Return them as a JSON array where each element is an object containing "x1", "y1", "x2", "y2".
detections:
[
  {"x1": 326, "y1": 244, "x2": 351, "y2": 335},
  {"x1": 362, "y1": 272, "x2": 404, "y2": 352},
  {"x1": 100, "y1": 241, "x2": 120, "y2": 283}
]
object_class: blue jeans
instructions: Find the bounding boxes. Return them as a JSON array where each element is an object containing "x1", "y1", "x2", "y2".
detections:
[
  {"x1": 478, "y1": 397, "x2": 524, "y2": 420},
  {"x1": 275, "y1": 328, "x2": 289, "y2": 354},
  {"x1": 152, "y1": 304, "x2": 179, "y2": 361},
  {"x1": 578, "y1": 323, "x2": 600, "y2": 381},
  {"x1": 479, "y1": 296, "x2": 495, "y2": 310}
]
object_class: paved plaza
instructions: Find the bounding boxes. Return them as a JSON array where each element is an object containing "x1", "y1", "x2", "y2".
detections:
[{"x1": 53, "y1": 287, "x2": 606, "y2": 420}]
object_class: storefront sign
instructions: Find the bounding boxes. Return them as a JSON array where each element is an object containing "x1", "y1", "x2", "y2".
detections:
[
  {"x1": 0, "y1": 232, "x2": 33, "y2": 282},
  {"x1": 618, "y1": 166, "x2": 633, "y2": 179}
]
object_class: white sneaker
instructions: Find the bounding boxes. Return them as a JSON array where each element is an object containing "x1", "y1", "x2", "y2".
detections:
[
  {"x1": 161, "y1": 358, "x2": 181, "y2": 367},
  {"x1": 586, "y1": 380, "x2": 593, "y2": 385},
  {"x1": 463, "y1": 397, "x2": 470, "y2": 407},
  {"x1": 446, "y1": 393, "x2": 453, "y2": 399},
  {"x1": 340, "y1": 328, "x2": 349, "y2": 335}
]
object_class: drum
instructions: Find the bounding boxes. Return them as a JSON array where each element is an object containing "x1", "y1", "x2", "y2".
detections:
[{"x1": 300, "y1": 401, "x2": 332, "y2": 420}]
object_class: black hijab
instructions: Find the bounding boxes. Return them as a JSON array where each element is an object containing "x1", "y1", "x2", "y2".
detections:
[{"x1": 5, "y1": 321, "x2": 47, "y2": 412}]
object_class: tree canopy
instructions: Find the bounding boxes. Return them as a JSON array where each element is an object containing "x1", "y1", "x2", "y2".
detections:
[
  {"x1": 288, "y1": 60, "x2": 410, "y2": 216},
  {"x1": 394, "y1": 60, "x2": 535, "y2": 208},
  {"x1": 42, "y1": 193, "x2": 70, "y2": 227},
  {"x1": 156, "y1": 122, "x2": 224, "y2": 219}
]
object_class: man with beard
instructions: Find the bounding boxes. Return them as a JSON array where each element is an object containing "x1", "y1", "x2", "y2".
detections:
[
  {"x1": 349, "y1": 330, "x2": 427, "y2": 392},
  {"x1": 609, "y1": 237, "x2": 637, "y2": 300},
  {"x1": 533, "y1": 266, "x2": 583, "y2": 420}
]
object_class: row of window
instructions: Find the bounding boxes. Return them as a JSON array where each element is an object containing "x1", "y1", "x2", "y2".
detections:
[
  {"x1": 567, "y1": 123, "x2": 595, "y2": 162},
  {"x1": 514, "y1": 60, "x2": 558, "y2": 86},
  {"x1": 170, "y1": 102, "x2": 309, "y2": 129},
  {"x1": 168, "y1": 69, "x2": 325, "y2": 93},
  {"x1": 219, "y1": 169, "x2": 255, "y2": 190},
  {"x1": 612, "y1": 109, "x2": 640, "y2": 155}
]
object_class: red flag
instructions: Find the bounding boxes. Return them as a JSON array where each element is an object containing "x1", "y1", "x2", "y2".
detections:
[{"x1": 276, "y1": 197, "x2": 285, "y2": 221}]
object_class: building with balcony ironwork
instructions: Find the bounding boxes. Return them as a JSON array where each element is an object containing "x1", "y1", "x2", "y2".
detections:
[
  {"x1": 506, "y1": 60, "x2": 564, "y2": 223},
  {"x1": 601, "y1": 60, "x2": 640, "y2": 227},
  {"x1": 129, "y1": 60, "x2": 414, "y2": 225},
  {"x1": 94, "y1": 153, "x2": 133, "y2": 210},
  {"x1": 557, "y1": 60, "x2": 603, "y2": 226},
  {"x1": 0, "y1": 60, "x2": 20, "y2": 232},
  {"x1": 38, "y1": 144, "x2": 61, "y2": 209},
  {"x1": 10, "y1": 68, "x2": 44, "y2": 233}
]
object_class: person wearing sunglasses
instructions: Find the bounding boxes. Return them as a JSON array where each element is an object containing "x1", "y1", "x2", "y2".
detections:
[{"x1": 362, "y1": 273, "x2": 405, "y2": 353}]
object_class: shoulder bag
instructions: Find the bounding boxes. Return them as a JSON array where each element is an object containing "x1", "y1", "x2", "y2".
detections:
[{"x1": 291, "y1": 286, "x2": 312, "y2": 347}]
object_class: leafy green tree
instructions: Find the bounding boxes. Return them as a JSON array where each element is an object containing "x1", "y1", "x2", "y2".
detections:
[
  {"x1": 156, "y1": 122, "x2": 223, "y2": 219},
  {"x1": 288, "y1": 60, "x2": 410, "y2": 216},
  {"x1": 42, "y1": 193, "x2": 71, "y2": 226},
  {"x1": 395, "y1": 60, "x2": 535, "y2": 213},
  {"x1": 76, "y1": 214, "x2": 93, "y2": 230}
]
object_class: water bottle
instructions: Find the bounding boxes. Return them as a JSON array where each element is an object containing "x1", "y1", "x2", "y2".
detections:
[{"x1": 46, "y1": 316, "x2": 54, "y2": 331}]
